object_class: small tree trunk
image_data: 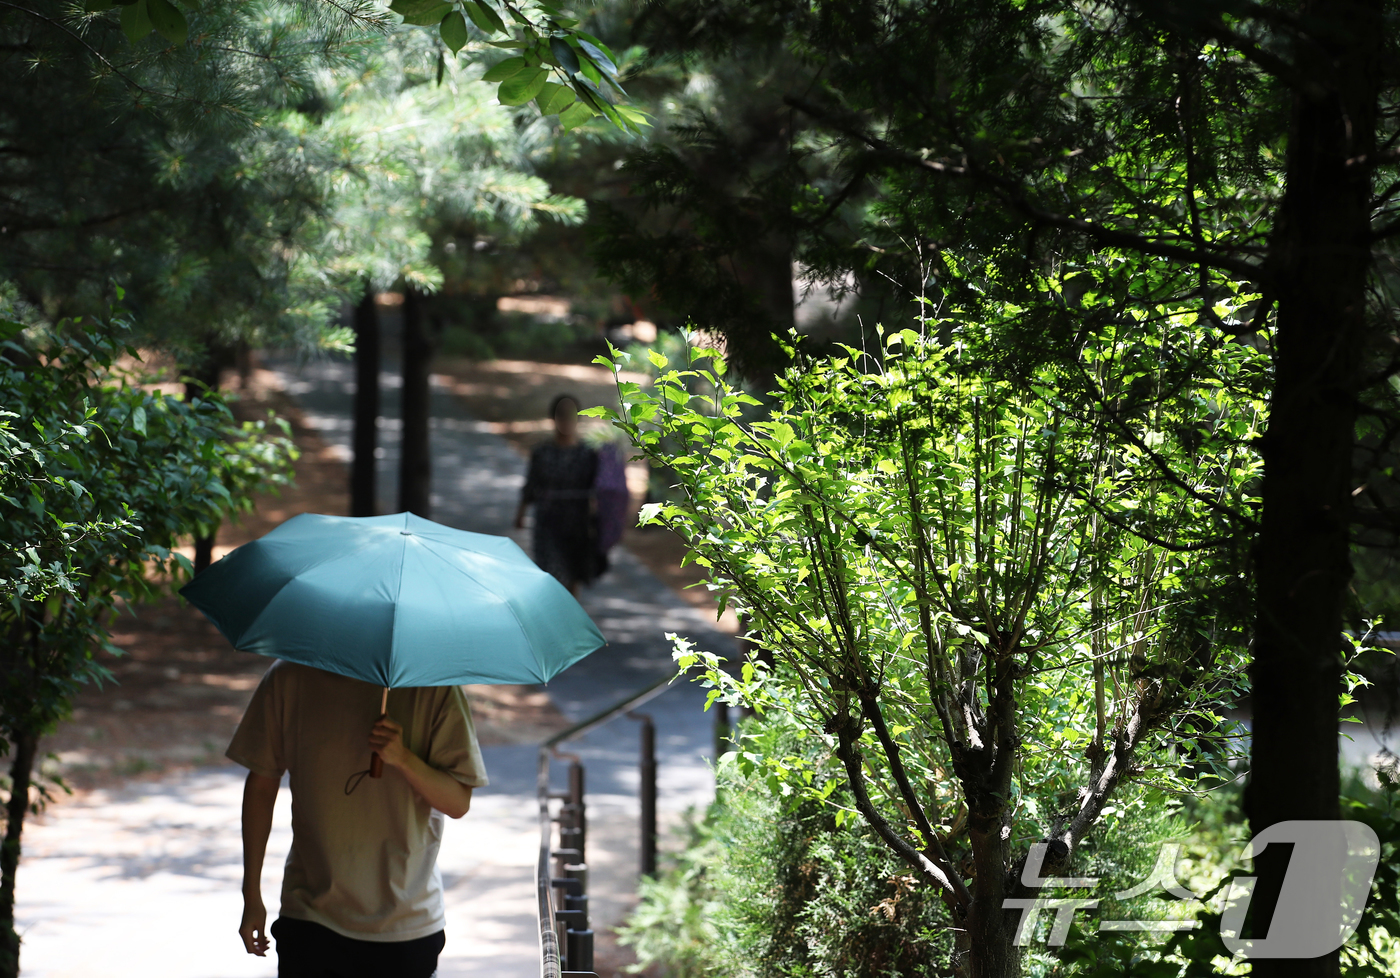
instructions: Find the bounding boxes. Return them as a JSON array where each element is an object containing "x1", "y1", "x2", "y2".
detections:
[
  {"x1": 185, "y1": 353, "x2": 224, "y2": 573},
  {"x1": 0, "y1": 730, "x2": 39, "y2": 978},
  {"x1": 351, "y1": 287, "x2": 381, "y2": 518},
  {"x1": 1249, "y1": 5, "x2": 1381, "y2": 976},
  {"x1": 398, "y1": 286, "x2": 432, "y2": 518}
]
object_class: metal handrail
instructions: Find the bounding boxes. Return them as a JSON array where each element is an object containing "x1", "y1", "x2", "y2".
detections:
[{"x1": 537, "y1": 672, "x2": 677, "y2": 978}]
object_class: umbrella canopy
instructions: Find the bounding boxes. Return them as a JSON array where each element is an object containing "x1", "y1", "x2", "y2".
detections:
[{"x1": 180, "y1": 512, "x2": 606, "y2": 688}]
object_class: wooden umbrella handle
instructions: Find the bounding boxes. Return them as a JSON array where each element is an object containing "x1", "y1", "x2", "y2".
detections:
[{"x1": 370, "y1": 686, "x2": 388, "y2": 779}]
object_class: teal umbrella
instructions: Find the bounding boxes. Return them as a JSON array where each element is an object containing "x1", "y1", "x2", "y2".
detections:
[
  {"x1": 182, "y1": 512, "x2": 606, "y2": 778},
  {"x1": 181, "y1": 511, "x2": 607, "y2": 688}
]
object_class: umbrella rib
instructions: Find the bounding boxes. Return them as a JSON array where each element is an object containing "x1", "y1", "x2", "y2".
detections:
[
  {"x1": 414, "y1": 538, "x2": 548, "y2": 682},
  {"x1": 387, "y1": 526, "x2": 410, "y2": 689}
]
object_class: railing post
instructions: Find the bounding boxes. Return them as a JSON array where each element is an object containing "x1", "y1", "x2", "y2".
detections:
[
  {"x1": 562, "y1": 861, "x2": 591, "y2": 973},
  {"x1": 636, "y1": 713, "x2": 657, "y2": 876},
  {"x1": 714, "y1": 698, "x2": 731, "y2": 757},
  {"x1": 567, "y1": 760, "x2": 586, "y2": 860}
]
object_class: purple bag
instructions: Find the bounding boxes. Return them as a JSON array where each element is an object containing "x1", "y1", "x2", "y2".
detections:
[{"x1": 593, "y1": 442, "x2": 630, "y2": 555}]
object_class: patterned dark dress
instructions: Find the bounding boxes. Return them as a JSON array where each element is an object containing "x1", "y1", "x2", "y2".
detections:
[{"x1": 521, "y1": 441, "x2": 599, "y2": 589}]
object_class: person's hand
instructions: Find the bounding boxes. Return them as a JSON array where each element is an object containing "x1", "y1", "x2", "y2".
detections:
[
  {"x1": 369, "y1": 716, "x2": 410, "y2": 769},
  {"x1": 239, "y1": 897, "x2": 269, "y2": 956}
]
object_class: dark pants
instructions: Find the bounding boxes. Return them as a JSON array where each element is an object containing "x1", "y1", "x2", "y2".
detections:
[{"x1": 271, "y1": 917, "x2": 444, "y2": 978}]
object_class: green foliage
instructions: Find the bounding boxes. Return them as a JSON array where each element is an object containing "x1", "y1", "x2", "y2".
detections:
[
  {"x1": 0, "y1": 1, "x2": 370, "y2": 356},
  {"x1": 592, "y1": 304, "x2": 1261, "y2": 965},
  {"x1": 621, "y1": 715, "x2": 955, "y2": 978},
  {"x1": 381, "y1": 0, "x2": 646, "y2": 132},
  {"x1": 0, "y1": 301, "x2": 295, "y2": 750},
  {"x1": 309, "y1": 26, "x2": 587, "y2": 299},
  {"x1": 1046, "y1": 774, "x2": 1400, "y2": 977}
]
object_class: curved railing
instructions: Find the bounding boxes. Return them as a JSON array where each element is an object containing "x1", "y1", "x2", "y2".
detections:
[{"x1": 537, "y1": 672, "x2": 676, "y2": 978}]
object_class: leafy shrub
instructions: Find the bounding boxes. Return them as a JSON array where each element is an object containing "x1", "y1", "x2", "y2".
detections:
[{"x1": 621, "y1": 718, "x2": 955, "y2": 978}]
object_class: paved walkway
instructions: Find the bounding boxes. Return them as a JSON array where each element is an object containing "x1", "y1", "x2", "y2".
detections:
[{"x1": 15, "y1": 353, "x2": 735, "y2": 977}]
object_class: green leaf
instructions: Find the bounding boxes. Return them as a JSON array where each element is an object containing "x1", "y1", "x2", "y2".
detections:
[
  {"x1": 389, "y1": 0, "x2": 447, "y2": 14},
  {"x1": 615, "y1": 104, "x2": 651, "y2": 128},
  {"x1": 498, "y1": 67, "x2": 548, "y2": 106},
  {"x1": 573, "y1": 30, "x2": 617, "y2": 65},
  {"x1": 399, "y1": 3, "x2": 452, "y2": 27},
  {"x1": 557, "y1": 101, "x2": 595, "y2": 130},
  {"x1": 130, "y1": 405, "x2": 147, "y2": 436},
  {"x1": 486, "y1": 39, "x2": 527, "y2": 48},
  {"x1": 146, "y1": 0, "x2": 186, "y2": 44},
  {"x1": 574, "y1": 76, "x2": 611, "y2": 109},
  {"x1": 481, "y1": 56, "x2": 526, "y2": 82},
  {"x1": 465, "y1": 0, "x2": 506, "y2": 34},
  {"x1": 535, "y1": 81, "x2": 575, "y2": 116},
  {"x1": 120, "y1": 0, "x2": 152, "y2": 43},
  {"x1": 439, "y1": 10, "x2": 468, "y2": 52},
  {"x1": 577, "y1": 38, "x2": 618, "y2": 77},
  {"x1": 549, "y1": 36, "x2": 580, "y2": 74}
]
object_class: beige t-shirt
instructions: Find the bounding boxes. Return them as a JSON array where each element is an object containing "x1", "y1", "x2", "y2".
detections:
[{"x1": 227, "y1": 660, "x2": 489, "y2": 942}]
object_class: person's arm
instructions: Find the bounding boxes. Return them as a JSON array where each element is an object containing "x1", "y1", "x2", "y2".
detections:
[
  {"x1": 517, "y1": 448, "x2": 537, "y2": 529},
  {"x1": 369, "y1": 717, "x2": 474, "y2": 818},
  {"x1": 239, "y1": 771, "x2": 280, "y2": 956}
]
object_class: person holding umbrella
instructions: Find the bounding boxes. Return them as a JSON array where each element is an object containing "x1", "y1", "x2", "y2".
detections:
[
  {"x1": 230, "y1": 664, "x2": 487, "y2": 976},
  {"x1": 181, "y1": 511, "x2": 606, "y2": 977}
]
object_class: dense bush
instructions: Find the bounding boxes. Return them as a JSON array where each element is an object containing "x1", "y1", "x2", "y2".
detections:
[{"x1": 621, "y1": 720, "x2": 955, "y2": 978}]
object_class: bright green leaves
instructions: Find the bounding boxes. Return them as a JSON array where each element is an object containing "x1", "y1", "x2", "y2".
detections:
[
  {"x1": 481, "y1": 55, "x2": 526, "y2": 82},
  {"x1": 117, "y1": 0, "x2": 188, "y2": 45},
  {"x1": 536, "y1": 81, "x2": 575, "y2": 116},
  {"x1": 556, "y1": 100, "x2": 593, "y2": 131},
  {"x1": 498, "y1": 66, "x2": 548, "y2": 105},
  {"x1": 382, "y1": 0, "x2": 647, "y2": 134},
  {"x1": 590, "y1": 314, "x2": 1257, "y2": 878}
]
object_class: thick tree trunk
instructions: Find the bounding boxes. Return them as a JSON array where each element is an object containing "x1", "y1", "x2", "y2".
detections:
[
  {"x1": 964, "y1": 820, "x2": 1015, "y2": 978},
  {"x1": 351, "y1": 287, "x2": 381, "y2": 518},
  {"x1": 398, "y1": 286, "x2": 432, "y2": 518},
  {"x1": 0, "y1": 730, "x2": 38, "y2": 978},
  {"x1": 1249, "y1": 4, "x2": 1380, "y2": 975}
]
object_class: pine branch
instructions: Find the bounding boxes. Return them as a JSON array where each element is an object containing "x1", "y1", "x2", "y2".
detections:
[{"x1": 784, "y1": 95, "x2": 1269, "y2": 286}]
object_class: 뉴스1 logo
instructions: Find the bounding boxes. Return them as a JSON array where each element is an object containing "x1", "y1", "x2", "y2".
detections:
[{"x1": 1003, "y1": 820, "x2": 1381, "y2": 957}]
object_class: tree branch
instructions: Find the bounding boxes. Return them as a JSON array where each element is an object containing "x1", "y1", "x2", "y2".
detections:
[
  {"x1": 783, "y1": 95, "x2": 1269, "y2": 285},
  {"x1": 831, "y1": 714, "x2": 971, "y2": 911},
  {"x1": 1141, "y1": 2, "x2": 1325, "y2": 99}
]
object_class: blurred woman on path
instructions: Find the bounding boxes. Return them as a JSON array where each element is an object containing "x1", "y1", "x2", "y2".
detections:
[{"x1": 515, "y1": 394, "x2": 598, "y2": 596}]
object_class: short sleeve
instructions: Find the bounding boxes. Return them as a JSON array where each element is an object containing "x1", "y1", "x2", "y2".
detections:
[
  {"x1": 226, "y1": 662, "x2": 287, "y2": 779},
  {"x1": 427, "y1": 686, "x2": 489, "y2": 788}
]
